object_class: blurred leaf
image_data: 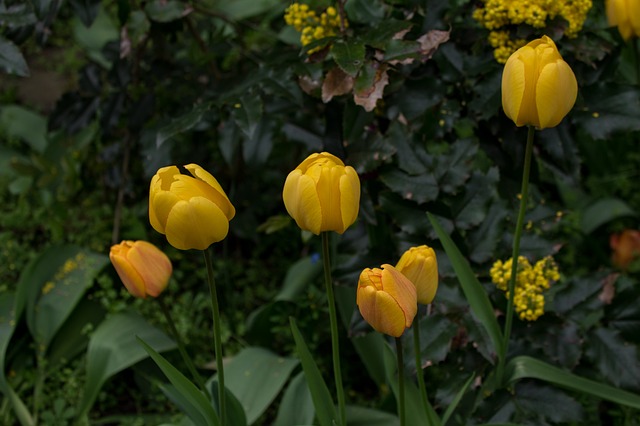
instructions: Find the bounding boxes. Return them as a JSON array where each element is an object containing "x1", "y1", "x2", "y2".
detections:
[
  {"x1": 549, "y1": 275, "x2": 602, "y2": 315},
  {"x1": 350, "y1": 333, "x2": 387, "y2": 386},
  {"x1": 139, "y1": 337, "x2": 220, "y2": 426},
  {"x1": 156, "y1": 103, "x2": 211, "y2": 147},
  {"x1": 208, "y1": 380, "x2": 247, "y2": 426},
  {"x1": 383, "y1": 341, "x2": 437, "y2": 426},
  {"x1": 220, "y1": 347, "x2": 298, "y2": 424},
  {"x1": 331, "y1": 39, "x2": 365, "y2": 77},
  {"x1": 144, "y1": 0, "x2": 190, "y2": 22},
  {"x1": 0, "y1": 3, "x2": 37, "y2": 28},
  {"x1": 0, "y1": 105, "x2": 47, "y2": 152},
  {"x1": 353, "y1": 66, "x2": 388, "y2": 112},
  {"x1": 214, "y1": 0, "x2": 283, "y2": 21},
  {"x1": 428, "y1": 213, "x2": 502, "y2": 361},
  {"x1": 72, "y1": 5, "x2": 119, "y2": 68},
  {"x1": 78, "y1": 311, "x2": 176, "y2": 417},
  {"x1": 0, "y1": 292, "x2": 34, "y2": 425},
  {"x1": 433, "y1": 140, "x2": 478, "y2": 195},
  {"x1": 515, "y1": 382, "x2": 584, "y2": 423},
  {"x1": 608, "y1": 285, "x2": 640, "y2": 343},
  {"x1": 289, "y1": 317, "x2": 338, "y2": 426},
  {"x1": 46, "y1": 299, "x2": 106, "y2": 370},
  {"x1": 346, "y1": 405, "x2": 399, "y2": 425},
  {"x1": 273, "y1": 372, "x2": 314, "y2": 426},
  {"x1": 542, "y1": 321, "x2": 582, "y2": 369},
  {"x1": 379, "y1": 193, "x2": 431, "y2": 235},
  {"x1": 383, "y1": 39, "x2": 420, "y2": 62},
  {"x1": 242, "y1": 117, "x2": 273, "y2": 166},
  {"x1": 361, "y1": 20, "x2": 413, "y2": 49},
  {"x1": 586, "y1": 328, "x2": 640, "y2": 390},
  {"x1": 22, "y1": 246, "x2": 108, "y2": 353},
  {"x1": 411, "y1": 315, "x2": 457, "y2": 366},
  {"x1": 275, "y1": 256, "x2": 322, "y2": 301},
  {"x1": 580, "y1": 197, "x2": 637, "y2": 234},
  {"x1": 0, "y1": 36, "x2": 29, "y2": 77},
  {"x1": 506, "y1": 355, "x2": 640, "y2": 410},
  {"x1": 468, "y1": 200, "x2": 508, "y2": 263},
  {"x1": 344, "y1": 0, "x2": 385, "y2": 24},
  {"x1": 69, "y1": 0, "x2": 101, "y2": 27},
  {"x1": 380, "y1": 170, "x2": 439, "y2": 204},
  {"x1": 574, "y1": 83, "x2": 640, "y2": 140},
  {"x1": 452, "y1": 168, "x2": 499, "y2": 230},
  {"x1": 441, "y1": 373, "x2": 474, "y2": 425}
]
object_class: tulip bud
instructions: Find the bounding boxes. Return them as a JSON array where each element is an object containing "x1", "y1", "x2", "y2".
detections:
[
  {"x1": 610, "y1": 229, "x2": 640, "y2": 270},
  {"x1": 501, "y1": 35, "x2": 577, "y2": 129},
  {"x1": 110, "y1": 240, "x2": 172, "y2": 298},
  {"x1": 356, "y1": 264, "x2": 417, "y2": 337},
  {"x1": 282, "y1": 152, "x2": 360, "y2": 235},
  {"x1": 606, "y1": 0, "x2": 640, "y2": 41},
  {"x1": 395, "y1": 245, "x2": 438, "y2": 305},
  {"x1": 149, "y1": 164, "x2": 235, "y2": 250}
]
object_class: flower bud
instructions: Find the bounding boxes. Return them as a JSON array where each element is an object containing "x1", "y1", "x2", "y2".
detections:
[
  {"x1": 149, "y1": 164, "x2": 235, "y2": 250},
  {"x1": 501, "y1": 35, "x2": 577, "y2": 129},
  {"x1": 356, "y1": 264, "x2": 417, "y2": 337},
  {"x1": 606, "y1": 0, "x2": 640, "y2": 41},
  {"x1": 395, "y1": 245, "x2": 438, "y2": 305},
  {"x1": 110, "y1": 240, "x2": 172, "y2": 298},
  {"x1": 283, "y1": 152, "x2": 360, "y2": 235},
  {"x1": 610, "y1": 229, "x2": 640, "y2": 270}
]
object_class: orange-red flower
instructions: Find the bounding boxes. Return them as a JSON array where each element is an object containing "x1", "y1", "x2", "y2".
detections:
[
  {"x1": 611, "y1": 229, "x2": 640, "y2": 270},
  {"x1": 110, "y1": 240, "x2": 172, "y2": 298}
]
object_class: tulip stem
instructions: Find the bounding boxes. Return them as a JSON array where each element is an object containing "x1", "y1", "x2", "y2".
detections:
[
  {"x1": 396, "y1": 337, "x2": 406, "y2": 426},
  {"x1": 203, "y1": 249, "x2": 226, "y2": 424},
  {"x1": 157, "y1": 297, "x2": 212, "y2": 401},
  {"x1": 497, "y1": 125, "x2": 535, "y2": 385},
  {"x1": 321, "y1": 231, "x2": 346, "y2": 426},
  {"x1": 413, "y1": 313, "x2": 438, "y2": 425}
]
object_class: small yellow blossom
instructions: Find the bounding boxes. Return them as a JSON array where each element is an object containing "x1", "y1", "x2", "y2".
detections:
[
  {"x1": 284, "y1": 2, "x2": 347, "y2": 54},
  {"x1": 474, "y1": 0, "x2": 592, "y2": 63},
  {"x1": 490, "y1": 255, "x2": 559, "y2": 321}
]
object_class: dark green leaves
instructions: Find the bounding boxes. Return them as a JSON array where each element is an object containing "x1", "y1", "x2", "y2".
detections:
[
  {"x1": 331, "y1": 39, "x2": 365, "y2": 77},
  {"x1": 574, "y1": 83, "x2": 640, "y2": 139},
  {"x1": 0, "y1": 36, "x2": 29, "y2": 77}
]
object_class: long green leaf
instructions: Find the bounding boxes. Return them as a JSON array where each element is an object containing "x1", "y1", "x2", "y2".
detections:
[
  {"x1": 441, "y1": 373, "x2": 474, "y2": 425},
  {"x1": 506, "y1": 356, "x2": 640, "y2": 410},
  {"x1": 138, "y1": 337, "x2": 220, "y2": 426},
  {"x1": 0, "y1": 292, "x2": 34, "y2": 426},
  {"x1": 78, "y1": 311, "x2": 176, "y2": 418},
  {"x1": 273, "y1": 371, "x2": 315, "y2": 426},
  {"x1": 289, "y1": 317, "x2": 339, "y2": 426},
  {"x1": 218, "y1": 346, "x2": 298, "y2": 424},
  {"x1": 427, "y1": 213, "x2": 503, "y2": 360}
]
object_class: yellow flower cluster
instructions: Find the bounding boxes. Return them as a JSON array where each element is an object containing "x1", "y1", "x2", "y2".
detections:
[
  {"x1": 490, "y1": 256, "x2": 560, "y2": 321},
  {"x1": 473, "y1": 0, "x2": 592, "y2": 63},
  {"x1": 284, "y1": 3, "x2": 346, "y2": 53}
]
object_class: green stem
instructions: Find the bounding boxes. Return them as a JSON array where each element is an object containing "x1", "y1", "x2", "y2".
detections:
[
  {"x1": 396, "y1": 337, "x2": 406, "y2": 426},
  {"x1": 413, "y1": 313, "x2": 437, "y2": 425},
  {"x1": 321, "y1": 232, "x2": 346, "y2": 426},
  {"x1": 33, "y1": 357, "x2": 45, "y2": 425},
  {"x1": 157, "y1": 297, "x2": 212, "y2": 401},
  {"x1": 635, "y1": 38, "x2": 640, "y2": 87},
  {"x1": 204, "y1": 249, "x2": 226, "y2": 425},
  {"x1": 497, "y1": 125, "x2": 535, "y2": 384}
]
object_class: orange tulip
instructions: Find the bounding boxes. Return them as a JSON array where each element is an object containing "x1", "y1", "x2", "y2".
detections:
[
  {"x1": 611, "y1": 229, "x2": 640, "y2": 270},
  {"x1": 110, "y1": 240, "x2": 172, "y2": 298},
  {"x1": 356, "y1": 264, "x2": 417, "y2": 337}
]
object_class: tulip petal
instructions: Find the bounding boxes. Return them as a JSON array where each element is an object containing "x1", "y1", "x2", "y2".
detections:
[
  {"x1": 283, "y1": 169, "x2": 302, "y2": 218},
  {"x1": 294, "y1": 174, "x2": 323, "y2": 234},
  {"x1": 150, "y1": 190, "x2": 182, "y2": 234},
  {"x1": 357, "y1": 286, "x2": 406, "y2": 337},
  {"x1": 502, "y1": 54, "x2": 526, "y2": 126},
  {"x1": 315, "y1": 163, "x2": 343, "y2": 233},
  {"x1": 110, "y1": 252, "x2": 146, "y2": 298},
  {"x1": 184, "y1": 164, "x2": 236, "y2": 220},
  {"x1": 164, "y1": 197, "x2": 230, "y2": 250},
  {"x1": 536, "y1": 60, "x2": 577, "y2": 129},
  {"x1": 381, "y1": 265, "x2": 417, "y2": 328},
  {"x1": 128, "y1": 242, "x2": 172, "y2": 297},
  {"x1": 339, "y1": 167, "x2": 360, "y2": 233}
]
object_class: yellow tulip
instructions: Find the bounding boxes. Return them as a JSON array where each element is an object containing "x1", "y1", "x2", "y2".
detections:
[
  {"x1": 356, "y1": 264, "x2": 417, "y2": 337},
  {"x1": 282, "y1": 152, "x2": 360, "y2": 235},
  {"x1": 149, "y1": 164, "x2": 235, "y2": 250},
  {"x1": 395, "y1": 245, "x2": 438, "y2": 305},
  {"x1": 606, "y1": 0, "x2": 640, "y2": 41},
  {"x1": 110, "y1": 240, "x2": 172, "y2": 298},
  {"x1": 501, "y1": 35, "x2": 577, "y2": 129}
]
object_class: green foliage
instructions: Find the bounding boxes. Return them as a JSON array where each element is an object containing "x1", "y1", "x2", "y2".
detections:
[{"x1": 1, "y1": 0, "x2": 640, "y2": 424}]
